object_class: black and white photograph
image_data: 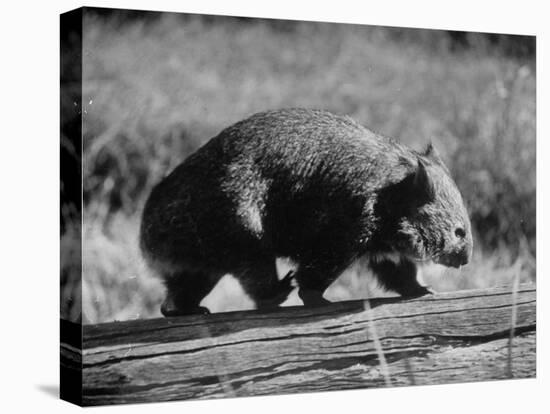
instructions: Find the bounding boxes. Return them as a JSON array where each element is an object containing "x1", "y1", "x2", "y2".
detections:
[{"x1": 58, "y1": 3, "x2": 536, "y2": 408}]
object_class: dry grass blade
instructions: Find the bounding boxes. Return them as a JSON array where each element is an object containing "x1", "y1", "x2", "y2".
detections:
[
  {"x1": 363, "y1": 298, "x2": 391, "y2": 386},
  {"x1": 403, "y1": 357, "x2": 416, "y2": 386},
  {"x1": 198, "y1": 324, "x2": 237, "y2": 398},
  {"x1": 507, "y1": 259, "x2": 522, "y2": 378}
]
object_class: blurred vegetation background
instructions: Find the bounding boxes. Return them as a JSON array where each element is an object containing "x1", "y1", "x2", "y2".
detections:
[{"x1": 70, "y1": 9, "x2": 535, "y2": 324}]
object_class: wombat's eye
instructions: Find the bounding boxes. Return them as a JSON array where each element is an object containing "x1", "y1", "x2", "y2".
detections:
[{"x1": 455, "y1": 227, "x2": 466, "y2": 239}]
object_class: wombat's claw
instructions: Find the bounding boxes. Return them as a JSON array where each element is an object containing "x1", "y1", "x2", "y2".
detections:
[
  {"x1": 255, "y1": 271, "x2": 296, "y2": 309},
  {"x1": 279, "y1": 270, "x2": 295, "y2": 288},
  {"x1": 271, "y1": 270, "x2": 295, "y2": 300},
  {"x1": 424, "y1": 286, "x2": 436, "y2": 295}
]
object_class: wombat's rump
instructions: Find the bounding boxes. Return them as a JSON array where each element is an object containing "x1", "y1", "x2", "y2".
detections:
[{"x1": 140, "y1": 108, "x2": 473, "y2": 316}]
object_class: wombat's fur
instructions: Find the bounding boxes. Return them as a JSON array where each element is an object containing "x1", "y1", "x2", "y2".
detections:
[{"x1": 140, "y1": 108, "x2": 473, "y2": 316}]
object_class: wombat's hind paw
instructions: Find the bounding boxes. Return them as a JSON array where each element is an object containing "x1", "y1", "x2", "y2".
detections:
[
  {"x1": 263, "y1": 271, "x2": 295, "y2": 307},
  {"x1": 279, "y1": 270, "x2": 296, "y2": 291},
  {"x1": 161, "y1": 301, "x2": 211, "y2": 317}
]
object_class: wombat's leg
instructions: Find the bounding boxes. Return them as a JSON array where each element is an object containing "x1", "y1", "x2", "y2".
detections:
[
  {"x1": 161, "y1": 269, "x2": 221, "y2": 316},
  {"x1": 237, "y1": 260, "x2": 295, "y2": 310},
  {"x1": 369, "y1": 257, "x2": 432, "y2": 297}
]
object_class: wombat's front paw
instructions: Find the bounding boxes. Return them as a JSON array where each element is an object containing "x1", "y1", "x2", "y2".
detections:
[{"x1": 403, "y1": 285, "x2": 435, "y2": 298}]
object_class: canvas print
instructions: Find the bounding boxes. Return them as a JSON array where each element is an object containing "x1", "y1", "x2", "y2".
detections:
[{"x1": 60, "y1": 7, "x2": 536, "y2": 406}]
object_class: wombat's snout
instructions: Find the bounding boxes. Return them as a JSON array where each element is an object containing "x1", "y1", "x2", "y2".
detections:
[{"x1": 438, "y1": 245, "x2": 472, "y2": 268}]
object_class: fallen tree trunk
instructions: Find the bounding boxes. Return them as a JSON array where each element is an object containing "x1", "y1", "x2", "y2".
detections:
[{"x1": 62, "y1": 284, "x2": 536, "y2": 406}]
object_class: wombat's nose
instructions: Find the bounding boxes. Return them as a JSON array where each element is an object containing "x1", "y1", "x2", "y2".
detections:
[
  {"x1": 454, "y1": 245, "x2": 472, "y2": 267},
  {"x1": 457, "y1": 247, "x2": 471, "y2": 266},
  {"x1": 439, "y1": 246, "x2": 471, "y2": 268}
]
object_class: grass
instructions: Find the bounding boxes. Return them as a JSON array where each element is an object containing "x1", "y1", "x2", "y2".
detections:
[{"x1": 68, "y1": 12, "x2": 536, "y2": 324}]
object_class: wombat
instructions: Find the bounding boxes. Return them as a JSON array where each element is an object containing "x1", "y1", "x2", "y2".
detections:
[{"x1": 140, "y1": 108, "x2": 473, "y2": 316}]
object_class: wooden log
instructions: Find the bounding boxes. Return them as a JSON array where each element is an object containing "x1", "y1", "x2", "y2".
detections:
[{"x1": 76, "y1": 284, "x2": 535, "y2": 406}]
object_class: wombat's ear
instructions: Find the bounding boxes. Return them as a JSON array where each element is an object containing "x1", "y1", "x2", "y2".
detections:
[
  {"x1": 413, "y1": 158, "x2": 435, "y2": 202},
  {"x1": 424, "y1": 142, "x2": 444, "y2": 166},
  {"x1": 375, "y1": 158, "x2": 435, "y2": 216}
]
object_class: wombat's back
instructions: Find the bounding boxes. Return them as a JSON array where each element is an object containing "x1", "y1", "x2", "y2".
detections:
[{"x1": 213, "y1": 108, "x2": 410, "y2": 173}]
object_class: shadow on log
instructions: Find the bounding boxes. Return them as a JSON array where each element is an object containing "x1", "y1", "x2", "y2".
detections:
[{"x1": 61, "y1": 284, "x2": 536, "y2": 406}]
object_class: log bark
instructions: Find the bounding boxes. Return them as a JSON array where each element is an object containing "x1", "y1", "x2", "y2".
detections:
[{"x1": 74, "y1": 284, "x2": 536, "y2": 406}]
